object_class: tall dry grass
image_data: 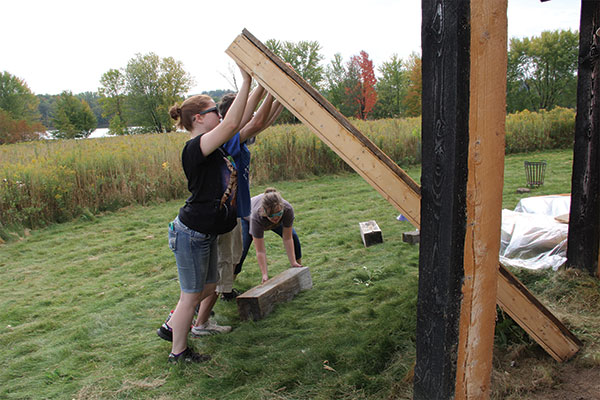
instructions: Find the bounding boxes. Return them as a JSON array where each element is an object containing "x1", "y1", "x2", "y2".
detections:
[
  {"x1": 505, "y1": 107, "x2": 575, "y2": 153},
  {"x1": 0, "y1": 110, "x2": 575, "y2": 233},
  {"x1": 0, "y1": 134, "x2": 187, "y2": 232}
]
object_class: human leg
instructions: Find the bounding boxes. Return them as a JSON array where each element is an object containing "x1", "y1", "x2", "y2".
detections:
[
  {"x1": 216, "y1": 224, "x2": 238, "y2": 294},
  {"x1": 162, "y1": 217, "x2": 219, "y2": 356},
  {"x1": 233, "y1": 217, "x2": 253, "y2": 277},
  {"x1": 169, "y1": 287, "x2": 212, "y2": 354}
]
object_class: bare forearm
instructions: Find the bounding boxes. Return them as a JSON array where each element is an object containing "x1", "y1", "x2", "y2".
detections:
[
  {"x1": 256, "y1": 251, "x2": 268, "y2": 281},
  {"x1": 283, "y1": 238, "x2": 297, "y2": 265}
]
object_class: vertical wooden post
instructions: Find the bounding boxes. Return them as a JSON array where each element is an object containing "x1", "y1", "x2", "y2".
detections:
[
  {"x1": 456, "y1": 1, "x2": 507, "y2": 398},
  {"x1": 415, "y1": 0, "x2": 506, "y2": 398},
  {"x1": 567, "y1": 1, "x2": 600, "y2": 277},
  {"x1": 415, "y1": 0, "x2": 471, "y2": 398}
]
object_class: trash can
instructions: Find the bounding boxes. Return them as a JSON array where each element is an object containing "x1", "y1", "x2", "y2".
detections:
[{"x1": 524, "y1": 161, "x2": 547, "y2": 188}]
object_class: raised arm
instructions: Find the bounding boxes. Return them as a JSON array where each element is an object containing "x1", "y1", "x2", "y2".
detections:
[
  {"x1": 199, "y1": 65, "x2": 251, "y2": 156},
  {"x1": 239, "y1": 85, "x2": 266, "y2": 129},
  {"x1": 239, "y1": 92, "x2": 276, "y2": 142},
  {"x1": 263, "y1": 100, "x2": 284, "y2": 129}
]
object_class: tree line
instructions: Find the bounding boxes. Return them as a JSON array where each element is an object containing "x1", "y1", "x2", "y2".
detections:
[{"x1": 0, "y1": 29, "x2": 578, "y2": 145}]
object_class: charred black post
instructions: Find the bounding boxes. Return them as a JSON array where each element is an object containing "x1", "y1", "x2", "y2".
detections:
[
  {"x1": 414, "y1": 1, "x2": 471, "y2": 398},
  {"x1": 567, "y1": 1, "x2": 600, "y2": 276}
]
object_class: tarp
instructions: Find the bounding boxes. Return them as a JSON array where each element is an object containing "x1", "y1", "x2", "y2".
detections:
[{"x1": 499, "y1": 195, "x2": 570, "y2": 271}]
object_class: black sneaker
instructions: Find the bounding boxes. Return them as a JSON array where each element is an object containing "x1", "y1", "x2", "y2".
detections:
[
  {"x1": 221, "y1": 288, "x2": 242, "y2": 301},
  {"x1": 168, "y1": 348, "x2": 211, "y2": 364},
  {"x1": 157, "y1": 324, "x2": 173, "y2": 342}
]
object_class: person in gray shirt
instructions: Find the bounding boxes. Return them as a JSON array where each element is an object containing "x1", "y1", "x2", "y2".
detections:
[{"x1": 240, "y1": 187, "x2": 303, "y2": 283}]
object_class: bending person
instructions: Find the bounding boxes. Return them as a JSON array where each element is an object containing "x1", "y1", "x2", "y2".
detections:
[{"x1": 240, "y1": 187, "x2": 303, "y2": 283}]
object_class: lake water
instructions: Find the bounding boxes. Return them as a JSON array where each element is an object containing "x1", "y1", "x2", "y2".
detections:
[
  {"x1": 89, "y1": 128, "x2": 110, "y2": 138},
  {"x1": 43, "y1": 128, "x2": 112, "y2": 139}
]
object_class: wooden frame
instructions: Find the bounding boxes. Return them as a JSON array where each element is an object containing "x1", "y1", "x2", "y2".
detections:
[{"x1": 225, "y1": 22, "x2": 581, "y2": 399}]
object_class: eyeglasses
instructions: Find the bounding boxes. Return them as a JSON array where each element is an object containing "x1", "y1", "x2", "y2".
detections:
[
  {"x1": 267, "y1": 210, "x2": 283, "y2": 218},
  {"x1": 199, "y1": 106, "x2": 219, "y2": 116}
]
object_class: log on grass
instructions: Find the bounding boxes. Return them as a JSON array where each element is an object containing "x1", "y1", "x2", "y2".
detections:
[{"x1": 237, "y1": 267, "x2": 312, "y2": 321}]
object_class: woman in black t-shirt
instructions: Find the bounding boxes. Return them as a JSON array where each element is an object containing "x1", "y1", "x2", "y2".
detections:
[{"x1": 157, "y1": 65, "x2": 252, "y2": 364}]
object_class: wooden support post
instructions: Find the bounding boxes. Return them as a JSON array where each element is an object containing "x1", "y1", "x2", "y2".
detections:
[
  {"x1": 225, "y1": 27, "x2": 581, "y2": 393},
  {"x1": 567, "y1": 1, "x2": 600, "y2": 277},
  {"x1": 455, "y1": 1, "x2": 509, "y2": 398},
  {"x1": 236, "y1": 267, "x2": 312, "y2": 321},
  {"x1": 359, "y1": 220, "x2": 383, "y2": 247},
  {"x1": 415, "y1": 1, "x2": 472, "y2": 397}
]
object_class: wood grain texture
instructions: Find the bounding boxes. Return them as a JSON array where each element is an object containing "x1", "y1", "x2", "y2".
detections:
[
  {"x1": 496, "y1": 265, "x2": 582, "y2": 361},
  {"x1": 455, "y1": 1, "x2": 508, "y2": 398},
  {"x1": 236, "y1": 267, "x2": 312, "y2": 321},
  {"x1": 567, "y1": 1, "x2": 600, "y2": 277},
  {"x1": 415, "y1": 1, "x2": 471, "y2": 398}
]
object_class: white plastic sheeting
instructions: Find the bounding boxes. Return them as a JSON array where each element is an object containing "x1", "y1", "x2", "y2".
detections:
[{"x1": 499, "y1": 195, "x2": 571, "y2": 271}]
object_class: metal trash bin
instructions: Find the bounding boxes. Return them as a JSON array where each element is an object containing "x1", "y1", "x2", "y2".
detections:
[{"x1": 524, "y1": 161, "x2": 547, "y2": 188}]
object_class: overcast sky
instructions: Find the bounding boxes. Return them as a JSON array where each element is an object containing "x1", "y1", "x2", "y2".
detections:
[{"x1": 1, "y1": 0, "x2": 581, "y2": 96}]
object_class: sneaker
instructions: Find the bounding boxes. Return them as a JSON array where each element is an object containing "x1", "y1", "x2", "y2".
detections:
[
  {"x1": 157, "y1": 323, "x2": 173, "y2": 342},
  {"x1": 221, "y1": 288, "x2": 241, "y2": 301},
  {"x1": 157, "y1": 310, "x2": 174, "y2": 342},
  {"x1": 168, "y1": 347, "x2": 211, "y2": 364},
  {"x1": 191, "y1": 320, "x2": 232, "y2": 336}
]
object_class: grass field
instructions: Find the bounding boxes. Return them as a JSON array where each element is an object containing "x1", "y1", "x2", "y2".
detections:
[{"x1": 1, "y1": 148, "x2": 599, "y2": 399}]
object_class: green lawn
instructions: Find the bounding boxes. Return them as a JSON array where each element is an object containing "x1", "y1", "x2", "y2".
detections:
[{"x1": 1, "y1": 148, "x2": 598, "y2": 399}]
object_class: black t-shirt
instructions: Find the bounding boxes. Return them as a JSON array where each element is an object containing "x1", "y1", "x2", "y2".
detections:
[{"x1": 177, "y1": 135, "x2": 237, "y2": 234}]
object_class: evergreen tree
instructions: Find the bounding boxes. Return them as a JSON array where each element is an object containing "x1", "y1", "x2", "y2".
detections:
[{"x1": 373, "y1": 54, "x2": 407, "y2": 119}]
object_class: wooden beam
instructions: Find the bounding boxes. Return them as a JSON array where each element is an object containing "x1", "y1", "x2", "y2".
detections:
[
  {"x1": 454, "y1": 1, "x2": 508, "y2": 398},
  {"x1": 236, "y1": 267, "x2": 312, "y2": 321},
  {"x1": 496, "y1": 265, "x2": 583, "y2": 361},
  {"x1": 567, "y1": 1, "x2": 600, "y2": 277},
  {"x1": 226, "y1": 30, "x2": 421, "y2": 228},
  {"x1": 415, "y1": 1, "x2": 472, "y2": 397}
]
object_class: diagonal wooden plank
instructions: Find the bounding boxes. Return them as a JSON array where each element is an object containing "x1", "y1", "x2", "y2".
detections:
[
  {"x1": 226, "y1": 29, "x2": 581, "y2": 363},
  {"x1": 496, "y1": 264, "x2": 582, "y2": 362},
  {"x1": 226, "y1": 32, "x2": 421, "y2": 228}
]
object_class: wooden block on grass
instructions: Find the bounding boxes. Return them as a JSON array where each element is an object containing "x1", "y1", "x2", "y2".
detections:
[
  {"x1": 359, "y1": 220, "x2": 383, "y2": 247},
  {"x1": 237, "y1": 267, "x2": 312, "y2": 321},
  {"x1": 402, "y1": 230, "x2": 420, "y2": 245}
]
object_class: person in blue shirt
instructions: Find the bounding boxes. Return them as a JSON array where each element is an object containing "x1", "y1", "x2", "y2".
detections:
[{"x1": 191, "y1": 87, "x2": 282, "y2": 335}]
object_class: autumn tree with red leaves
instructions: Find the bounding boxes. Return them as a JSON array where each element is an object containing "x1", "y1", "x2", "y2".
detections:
[{"x1": 347, "y1": 51, "x2": 378, "y2": 120}]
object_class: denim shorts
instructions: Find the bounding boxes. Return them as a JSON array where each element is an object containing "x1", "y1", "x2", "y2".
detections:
[{"x1": 168, "y1": 217, "x2": 218, "y2": 293}]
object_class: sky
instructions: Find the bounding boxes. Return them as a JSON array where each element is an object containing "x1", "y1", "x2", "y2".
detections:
[{"x1": 1, "y1": 0, "x2": 582, "y2": 97}]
